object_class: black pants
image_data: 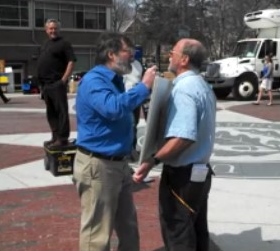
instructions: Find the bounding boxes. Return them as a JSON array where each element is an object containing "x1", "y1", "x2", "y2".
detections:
[
  {"x1": 43, "y1": 80, "x2": 70, "y2": 141},
  {"x1": 0, "y1": 87, "x2": 9, "y2": 103},
  {"x1": 132, "y1": 106, "x2": 141, "y2": 149},
  {"x1": 159, "y1": 164, "x2": 212, "y2": 251}
]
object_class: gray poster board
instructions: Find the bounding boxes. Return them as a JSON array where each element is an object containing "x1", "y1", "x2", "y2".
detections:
[{"x1": 139, "y1": 76, "x2": 172, "y2": 163}]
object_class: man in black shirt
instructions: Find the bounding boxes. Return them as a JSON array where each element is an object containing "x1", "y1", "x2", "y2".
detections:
[{"x1": 37, "y1": 18, "x2": 76, "y2": 147}]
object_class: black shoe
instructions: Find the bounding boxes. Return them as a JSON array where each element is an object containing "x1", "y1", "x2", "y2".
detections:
[
  {"x1": 4, "y1": 98, "x2": 11, "y2": 104},
  {"x1": 49, "y1": 139, "x2": 68, "y2": 148},
  {"x1": 44, "y1": 139, "x2": 56, "y2": 146}
]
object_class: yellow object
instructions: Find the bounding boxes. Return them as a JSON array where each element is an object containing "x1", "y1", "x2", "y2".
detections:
[
  {"x1": 69, "y1": 80, "x2": 78, "y2": 93},
  {"x1": 0, "y1": 59, "x2": 5, "y2": 73},
  {"x1": 170, "y1": 187, "x2": 196, "y2": 214},
  {"x1": 0, "y1": 75, "x2": 9, "y2": 85}
]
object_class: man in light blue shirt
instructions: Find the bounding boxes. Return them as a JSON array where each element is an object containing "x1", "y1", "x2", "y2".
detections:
[
  {"x1": 164, "y1": 70, "x2": 216, "y2": 167},
  {"x1": 134, "y1": 38, "x2": 216, "y2": 251}
]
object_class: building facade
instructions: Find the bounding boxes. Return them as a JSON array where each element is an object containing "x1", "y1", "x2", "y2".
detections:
[{"x1": 0, "y1": 0, "x2": 112, "y2": 91}]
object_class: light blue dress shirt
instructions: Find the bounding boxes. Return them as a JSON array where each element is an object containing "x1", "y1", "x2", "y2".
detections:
[{"x1": 164, "y1": 70, "x2": 216, "y2": 167}]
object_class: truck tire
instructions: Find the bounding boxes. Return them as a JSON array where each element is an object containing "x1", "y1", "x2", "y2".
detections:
[
  {"x1": 213, "y1": 88, "x2": 231, "y2": 99},
  {"x1": 233, "y1": 74, "x2": 258, "y2": 101}
]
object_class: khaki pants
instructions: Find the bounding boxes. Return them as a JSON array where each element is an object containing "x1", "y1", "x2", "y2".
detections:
[{"x1": 73, "y1": 150, "x2": 139, "y2": 251}]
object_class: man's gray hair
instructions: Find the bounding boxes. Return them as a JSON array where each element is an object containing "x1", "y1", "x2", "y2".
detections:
[
  {"x1": 45, "y1": 18, "x2": 61, "y2": 28},
  {"x1": 182, "y1": 42, "x2": 207, "y2": 70}
]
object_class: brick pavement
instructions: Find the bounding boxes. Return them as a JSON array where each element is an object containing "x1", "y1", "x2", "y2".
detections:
[
  {"x1": 0, "y1": 179, "x2": 221, "y2": 251},
  {"x1": 3, "y1": 93, "x2": 279, "y2": 251},
  {"x1": 0, "y1": 181, "x2": 161, "y2": 251},
  {"x1": 0, "y1": 100, "x2": 77, "y2": 170},
  {"x1": 0, "y1": 144, "x2": 44, "y2": 170},
  {"x1": 226, "y1": 92, "x2": 280, "y2": 122}
]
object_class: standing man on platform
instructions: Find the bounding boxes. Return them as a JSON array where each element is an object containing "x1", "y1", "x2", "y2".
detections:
[
  {"x1": 73, "y1": 32, "x2": 157, "y2": 251},
  {"x1": 37, "y1": 18, "x2": 76, "y2": 147},
  {"x1": 133, "y1": 38, "x2": 216, "y2": 251}
]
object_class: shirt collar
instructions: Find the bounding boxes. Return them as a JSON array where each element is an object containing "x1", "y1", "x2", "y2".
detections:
[
  {"x1": 93, "y1": 65, "x2": 118, "y2": 80},
  {"x1": 93, "y1": 65, "x2": 124, "y2": 92},
  {"x1": 172, "y1": 70, "x2": 198, "y2": 86}
]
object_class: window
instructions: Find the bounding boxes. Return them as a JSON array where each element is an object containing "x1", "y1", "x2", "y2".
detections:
[
  {"x1": 99, "y1": 12, "x2": 106, "y2": 30},
  {"x1": 35, "y1": 9, "x2": 44, "y2": 27},
  {"x1": 35, "y1": 2, "x2": 107, "y2": 30},
  {"x1": 74, "y1": 48, "x2": 96, "y2": 71},
  {"x1": 258, "y1": 40, "x2": 277, "y2": 59},
  {"x1": 61, "y1": 4, "x2": 74, "y2": 28},
  {"x1": 85, "y1": 7, "x2": 98, "y2": 29},
  {"x1": 233, "y1": 41, "x2": 260, "y2": 58},
  {"x1": 0, "y1": 0, "x2": 29, "y2": 27},
  {"x1": 45, "y1": 3, "x2": 59, "y2": 21}
]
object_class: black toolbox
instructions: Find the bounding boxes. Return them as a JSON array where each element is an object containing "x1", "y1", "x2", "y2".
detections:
[{"x1": 44, "y1": 139, "x2": 76, "y2": 176}]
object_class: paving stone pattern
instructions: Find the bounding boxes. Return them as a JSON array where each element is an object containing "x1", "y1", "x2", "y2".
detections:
[{"x1": 4, "y1": 93, "x2": 280, "y2": 251}]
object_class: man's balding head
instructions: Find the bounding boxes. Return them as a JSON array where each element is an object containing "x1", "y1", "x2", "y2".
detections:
[
  {"x1": 179, "y1": 39, "x2": 207, "y2": 69},
  {"x1": 168, "y1": 38, "x2": 207, "y2": 75}
]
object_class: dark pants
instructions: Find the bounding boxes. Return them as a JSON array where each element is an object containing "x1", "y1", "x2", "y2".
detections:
[
  {"x1": 43, "y1": 80, "x2": 70, "y2": 141},
  {"x1": 132, "y1": 106, "x2": 141, "y2": 149},
  {"x1": 159, "y1": 164, "x2": 212, "y2": 251},
  {"x1": 0, "y1": 87, "x2": 9, "y2": 103}
]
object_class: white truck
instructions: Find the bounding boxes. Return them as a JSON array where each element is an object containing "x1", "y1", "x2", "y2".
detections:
[{"x1": 204, "y1": 9, "x2": 280, "y2": 100}]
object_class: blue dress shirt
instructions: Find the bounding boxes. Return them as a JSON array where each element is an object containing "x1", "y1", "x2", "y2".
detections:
[{"x1": 75, "y1": 65, "x2": 150, "y2": 156}]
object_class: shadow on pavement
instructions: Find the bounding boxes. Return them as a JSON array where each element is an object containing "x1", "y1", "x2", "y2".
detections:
[
  {"x1": 152, "y1": 239, "x2": 222, "y2": 251},
  {"x1": 132, "y1": 181, "x2": 152, "y2": 192},
  {"x1": 212, "y1": 227, "x2": 280, "y2": 251}
]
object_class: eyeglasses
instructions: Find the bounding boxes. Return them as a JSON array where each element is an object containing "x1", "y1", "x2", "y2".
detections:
[
  {"x1": 121, "y1": 48, "x2": 135, "y2": 55},
  {"x1": 169, "y1": 50, "x2": 183, "y2": 56}
]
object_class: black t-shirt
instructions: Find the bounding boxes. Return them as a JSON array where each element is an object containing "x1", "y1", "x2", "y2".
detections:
[{"x1": 37, "y1": 37, "x2": 76, "y2": 84}]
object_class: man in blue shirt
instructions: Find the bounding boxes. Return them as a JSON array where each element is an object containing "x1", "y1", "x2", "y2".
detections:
[
  {"x1": 73, "y1": 32, "x2": 156, "y2": 251},
  {"x1": 133, "y1": 38, "x2": 216, "y2": 251}
]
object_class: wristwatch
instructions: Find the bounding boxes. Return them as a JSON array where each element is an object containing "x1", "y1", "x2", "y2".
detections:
[{"x1": 152, "y1": 154, "x2": 161, "y2": 165}]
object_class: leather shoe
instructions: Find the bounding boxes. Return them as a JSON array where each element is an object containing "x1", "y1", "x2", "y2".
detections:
[
  {"x1": 49, "y1": 139, "x2": 68, "y2": 147},
  {"x1": 44, "y1": 139, "x2": 56, "y2": 146},
  {"x1": 4, "y1": 98, "x2": 11, "y2": 104}
]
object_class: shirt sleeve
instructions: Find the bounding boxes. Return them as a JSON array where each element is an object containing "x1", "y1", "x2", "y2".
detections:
[
  {"x1": 165, "y1": 89, "x2": 197, "y2": 141},
  {"x1": 83, "y1": 76, "x2": 149, "y2": 121},
  {"x1": 64, "y1": 41, "x2": 76, "y2": 62}
]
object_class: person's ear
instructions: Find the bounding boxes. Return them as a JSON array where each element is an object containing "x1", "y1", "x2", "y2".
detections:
[
  {"x1": 107, "y1": 50, "x2": 115, "y2": 60},
  {"x1": 181, "y1": 54, "x2": 189, "y2": 67}
]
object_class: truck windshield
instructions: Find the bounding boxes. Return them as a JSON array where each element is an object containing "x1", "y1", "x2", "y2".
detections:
[{"x1": 232, "y1": 41, "x2": 260, "y2": 58}]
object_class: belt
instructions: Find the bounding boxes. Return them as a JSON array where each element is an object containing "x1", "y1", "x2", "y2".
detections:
[{"x1": 78, "y1": 147, "x2": 127, "y2": 161}]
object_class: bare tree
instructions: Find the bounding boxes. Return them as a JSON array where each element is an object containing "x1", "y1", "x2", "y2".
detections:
[
  {"x1": 136, "y1": 0, "x2": 280, "y2": 61},
  {"x1": 111, "y1": 0, "x2": 133, "y2": 32},
  {"x1": 206, "y1": 0, "x2": 280, "y2": 58}
]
